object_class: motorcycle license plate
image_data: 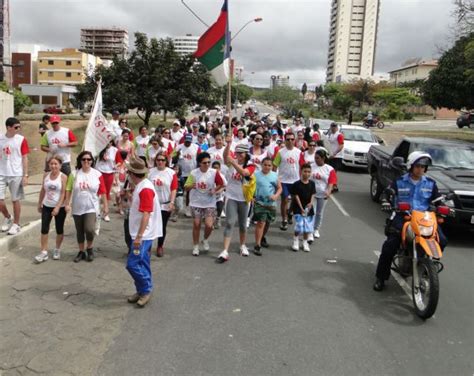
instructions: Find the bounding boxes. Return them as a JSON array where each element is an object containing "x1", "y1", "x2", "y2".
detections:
[{"x1": 471, "y1": 215, "x2": 474, "y2": 224}]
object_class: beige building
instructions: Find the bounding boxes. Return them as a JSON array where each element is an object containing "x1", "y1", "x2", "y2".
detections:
[
  {"x1": 81, "y1": 27, "x2": 129, "y2": 60},
  {"x1": 37, "y1": 48, "x2": 102, "y2": 85},
  {"x1": 326, "y1": 0, "x2": 380, "y2": 83},
  {"x1": 388, "y1": 58, "x2": 438, "y2": 85}
]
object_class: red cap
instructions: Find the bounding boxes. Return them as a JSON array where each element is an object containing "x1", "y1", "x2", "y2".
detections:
[{"x1": 50, "y1": 115, "x2": 62, "y2": 123}]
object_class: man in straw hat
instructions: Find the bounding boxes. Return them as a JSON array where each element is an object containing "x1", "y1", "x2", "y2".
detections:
[{"x1": 125, "y1": 157, "x2": 162, "y2": 308}]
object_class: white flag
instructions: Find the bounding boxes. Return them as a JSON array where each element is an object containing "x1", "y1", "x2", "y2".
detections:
[{"x1": 84, "y1": 84, "x2": 113, "y2": 157}]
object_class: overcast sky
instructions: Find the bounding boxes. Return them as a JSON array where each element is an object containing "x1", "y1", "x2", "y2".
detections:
[{"x1": 12, "y1": 0, "x2": 454, "y2": 88}]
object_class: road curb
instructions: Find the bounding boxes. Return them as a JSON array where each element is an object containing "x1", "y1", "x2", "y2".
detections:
[{"x1": 0, "y1": 219, "x2": 42, "y2": 255}]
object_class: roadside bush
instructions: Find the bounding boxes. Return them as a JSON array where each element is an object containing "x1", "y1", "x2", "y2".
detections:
[{"x1": 381, "y1": 103, "x2": 404, "y2": 120}]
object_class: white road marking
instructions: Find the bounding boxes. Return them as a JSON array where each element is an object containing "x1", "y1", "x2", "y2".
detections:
[
  {"x1": 373, "y1": 251, "x2": 412, "y2": 299},
  {"x1": 330, "y1": 195, "x2": 350, "y2": 217}
]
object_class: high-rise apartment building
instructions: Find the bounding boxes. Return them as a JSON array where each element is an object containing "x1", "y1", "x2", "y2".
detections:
[
  {"x1": 80, "y1": 27, "x2": 128, "y2": 60},
  {"x1": 37, "y1": 48, "x2": 102, "y2": 85},
  {"x1": 326, "y1": 0, "x2": 380, "y2": 83},
  {"x1": 173, "y1": 34, "x2": 199, "y2": 56}
]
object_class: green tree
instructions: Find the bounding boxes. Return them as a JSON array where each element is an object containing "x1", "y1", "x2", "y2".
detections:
[
  {"x1": 260, "y1": 86, "x2": 299, "y2": 105},
  {"x1": 332, "y1": 93, "x2": 353, "y2": 115},
  {"x1": 0, "y1": 82, "x2": 33, "y2": 115},
  {"x1": 373, "y1": 87, "x2": 421, "y2": 107},
  {"x1": 343, "y1": 79, "x2": 376, "y2": 106},
  {"x1": 323, "y1": 82, "x2": 343, "y2": 99},
  {"x1": 423, "y1": 33, "x2": 474, "y2": 109},
  {"x1": 301, "y1": 83, "x2": 307, "y2": 97}
]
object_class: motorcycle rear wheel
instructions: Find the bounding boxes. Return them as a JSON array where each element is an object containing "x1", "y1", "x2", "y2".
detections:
[
  {"x1": 377, "y1": 121, "x2": 385, "y2": 129},
  {"x1": 412, "y1": 258, "x2": 439, "y2": 320}
]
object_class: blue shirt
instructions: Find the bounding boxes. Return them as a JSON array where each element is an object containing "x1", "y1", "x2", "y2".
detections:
[
  {"x1": 394, "y1": 173, "x2": 439, "y2": 211},
  {"x1": 255, "y1": 170, "x2": 278, "y2": 206}
]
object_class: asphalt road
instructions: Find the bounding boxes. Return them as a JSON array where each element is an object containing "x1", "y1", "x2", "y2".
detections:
[{"x1": 98, "y1": 169, "x2": 474, "y2": 376}]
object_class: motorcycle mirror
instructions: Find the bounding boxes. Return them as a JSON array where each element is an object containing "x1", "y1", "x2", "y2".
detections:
[
  {"x1": 445, "y1": 192, "x2": 456, "y2": 200},
  {"x1": 390, "y1": 156, "x2": 405, "y2": 170}
]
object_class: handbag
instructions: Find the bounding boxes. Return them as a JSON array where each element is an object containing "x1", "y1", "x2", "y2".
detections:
[{"x1": 242, "y1": 174, "x2": 256, "y2": 204}]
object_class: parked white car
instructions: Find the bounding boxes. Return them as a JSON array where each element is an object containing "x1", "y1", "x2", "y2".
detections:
[{"x1": 340, "y1": 125, "x2": 380, "y2": 169}]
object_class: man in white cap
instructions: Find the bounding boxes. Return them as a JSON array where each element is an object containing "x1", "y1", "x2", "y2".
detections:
[
  {"x1": 125, "y1": 157, "x2": 162, "y2": 308},
  {"x1": 170, "y1": 120, "x2": 185, "y2": 144}
]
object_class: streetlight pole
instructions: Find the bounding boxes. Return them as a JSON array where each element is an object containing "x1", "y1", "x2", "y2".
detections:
[{"x1": 231, "y1": 18, "x2": 263, "y2": 42}]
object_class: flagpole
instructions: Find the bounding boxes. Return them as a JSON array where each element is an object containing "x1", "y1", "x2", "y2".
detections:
[{"x1": 226, "y1": 0, "x2": 232, "y2": 133}]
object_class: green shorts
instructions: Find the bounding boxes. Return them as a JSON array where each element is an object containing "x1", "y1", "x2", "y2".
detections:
[{"x1": 253, "y1": 202, "x2": 276, "y2": 223}]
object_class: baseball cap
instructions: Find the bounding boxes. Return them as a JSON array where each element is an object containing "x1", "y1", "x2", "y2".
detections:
[
  {"x1": 235, "y1": 144, "x2": 249, "y2": 154},
  {"x1": 271, "y1": 130, "x2": 278, "y2": 135},
  {"x1": 112, "y1": 110, "x2": 120, "y2": 116},
  {"x1": 50, "y1": 115, "x2": 61, "y2": 123},
  {"x1": 185, "y1": 134, "x2": 193, "y2": 142},
  {"x1": 173, "y1": 120, "x2": 180, "y2": 126}
]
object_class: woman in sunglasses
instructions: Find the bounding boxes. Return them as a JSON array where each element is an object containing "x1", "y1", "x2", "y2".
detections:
[
  {"x1": 65, "y1": 151, "x2": 109, "y2": 263},
  {"x1": 146, "y1": 136, "x2": 166, "y2": 169},
  {"x1": 148, "y1": 152, "x2": 178, "y2": 257}
]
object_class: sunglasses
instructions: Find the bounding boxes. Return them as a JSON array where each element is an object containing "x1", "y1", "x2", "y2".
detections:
[
  {"x1": 157, "y1": 159, "x2": 166, "y2": 162},
  {"x1": 309, "y1": 144, "x2": 316, "y2": 147},
  {"x1": 285, "y1": 138, "x2": 295, "y2": 141},
  {"x1": 82, "y1": 158, "x2": 93, "y2": 162},
  {"x1": 201, "y1": 161, "x2": 211, "y2": 164}
]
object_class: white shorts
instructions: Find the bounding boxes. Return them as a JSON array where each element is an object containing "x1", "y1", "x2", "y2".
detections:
[{"x1": 0, "y1": 176, "x2": 24, "y2": 201}]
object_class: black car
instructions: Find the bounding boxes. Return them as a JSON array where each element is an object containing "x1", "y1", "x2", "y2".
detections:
[{"x1": 456, "y1": 111, "x2": 474, "y2": 128}]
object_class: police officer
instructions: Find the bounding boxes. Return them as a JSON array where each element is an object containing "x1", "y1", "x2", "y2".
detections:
[{"x1": 373, "y1": 151, "x2": 448, "y2": 291}]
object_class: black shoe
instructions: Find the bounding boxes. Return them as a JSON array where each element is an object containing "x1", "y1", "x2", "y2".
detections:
[
  {"x1": 287, "y1": 215, "x2": 293, "y2": 225},
  {"x1": 74, "y1": 251, "x2": 85, "y2": 263},
  {"x1": 253, "y1": 245, "x2": 262, "y2": 256},
  {"x1": 261, "y1": 237, "x2": 269, "y2": 248},
  {"x1": 332, "y1": 185, "x2": 339, "y2": 193},
  {"x1": 86, "y1": 248, "x2": 94, "y2": 262},
  {"x1": 280, "y1": 221, "x2": 288, "y2": 231},
  {"x1": 373, "y1": 278, "x2": 385, "y2": 291}
]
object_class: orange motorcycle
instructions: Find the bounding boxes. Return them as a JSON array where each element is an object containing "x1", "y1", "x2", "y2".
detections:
[{"x1": 391, "y1": 202, "x2": 452, "y2": 319}]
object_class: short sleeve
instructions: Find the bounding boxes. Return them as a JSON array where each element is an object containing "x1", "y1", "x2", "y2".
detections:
[
  {"x1": 170, "y1": 173, "x2": 179, "y2": 190},
  {"x1": 246, "y1": 165, "x2": 256, "y2": 176},
  {"x1": 215, "y1": 171, "x2": 225, "y2": 186},
  {"x1": 138, "y1": 188, "x2": 155, "y2": 212},
  {"x1": 66, "y1": 173, "x2": 75, "y2": 191},
  {"x1": 328, "y1": 169, "x2": 337, "y2": 185},
  {"x1": 273, "y1": 152, "x2": 281, "y2": 167},
  {"x1": 40, "y1": 133, "x2": 49, "y2": 147},
  {"x1": 337, "y1": 134, "x2": 344, "y2": 145},
  {"x1": 20, "y1": 138, "x2": 29, "y2": 155},
  {"x1": 68, "y1": 130, "x2": 77, "y2": 142}
]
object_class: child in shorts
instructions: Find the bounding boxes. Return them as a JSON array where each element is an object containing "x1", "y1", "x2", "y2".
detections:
[{"x1": 290, "y1": 163, "x2": 316, "y2": 252}]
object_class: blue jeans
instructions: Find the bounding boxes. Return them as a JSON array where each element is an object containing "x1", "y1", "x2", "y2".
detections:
[
  {"x1": 313, "y1": 197, "x2": 328, "y2": 230},
  {"x1": 127, "y1": 239, "x2": 153, "y2": 295}
]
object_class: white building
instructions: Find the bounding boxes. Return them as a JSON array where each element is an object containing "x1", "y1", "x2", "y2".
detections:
[
  {"x1": 80, "y1": 27, "x2": 129, "y2": 60},
  {"x1": 388, "y1": 58, "x2": 438, "y2": 85},
  {"x1": 173, "y1": 34, "x2": 199, "y2": 56},
  {"x1": 326, "y1": 0, "x2": 380, "y2": 83},
  {"x1": 270, "y1": 75, "x2": 290, "y2": 88}
]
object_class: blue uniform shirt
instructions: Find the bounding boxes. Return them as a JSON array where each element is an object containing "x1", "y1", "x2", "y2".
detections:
[{"x1": 394, "y1": 173, "x2": 439, "y2": 211}]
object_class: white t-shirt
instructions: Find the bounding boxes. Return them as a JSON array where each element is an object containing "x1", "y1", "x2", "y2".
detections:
[
  {"x1": 303, "y1": 150, "x2": 317, "y2": 171},
  {"x1": 207, "y1": 146, "x2": 228, "y2": 175},
  {"x1": 249, "y1": 148, "x2": 268, "y2": 171},
  {"x1": 109, "y1": 119, "x2": 122, "y2": 141},
  {"x1": 96, "y1": 146, "x2": 119, "y2": 174},
  {"x1": 68, "y1": 168, "x2": 104, "y2": 216},
  {"x1": 134, "y1": 135, "x2": 151, "y2": 157},
  {"x1": 176, "y1": 143, "x2": 199, "y2": 177},
  {"x1": 171, "y1": 129, "x2": 184, "y2": 144},
  {"x1": 148, "y1": 167, "x2": 178, "y2": 211},
  {"x1": 274, "y1": 147, "x2": 302, "y2": 184},
  {"x1": 225, "y1": 163, "x2": 256, "y2": 202},
  {"x1": 0, "y1": 134, "x2": 29, "y2": 177},
  {"x1": 327, "y1": 131, "x2": 344, "y2": 159},
  {"x1": 42, "y1": 172, "x2": 65, "y2": 207},
  {"x1": 42, "y1": 127, "x2": 76, "y2": 163},
  {"x1": 187, "y1": 168, "x2": 224, "y2": 208},
  {"x1": 311, "y1": 164, "x2": 337, "y2": 198},
  {"x1": 129, "y1": 179, "x2": 162, "y2": 240}
]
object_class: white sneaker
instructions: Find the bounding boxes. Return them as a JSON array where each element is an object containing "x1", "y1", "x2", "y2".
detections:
[
  {"x1": 192, "y1": 245, "x2": 200, "y2": 256},
  {"x1": 103, "y1": 215, "x2": 111, "y2": 222},
  {"x1": 307, "y1": 233, "x2": 314, "y2": 243},
  {"x1": 313, "y1": 229, "x2": 320, "y2": 238},
  {"x1": 1, "y1": 217, "x2": 12, "y2": 232},
  {"x1": 240, "y1": 244, "x2": 249, "y2": 257},
  {"x1": 202, "y1": 239, "x2": 210, "y2": 251},
  {"x1": 52, "y1": 249, "x2": 61, "y2": 260},
  {"x1": 7, "y1": 223, "x2": 20, "y2": 235},
  {"x1": 34, "y1": 251, "x2": 49, "y2": 263},
  {"x1": 217, "y1": 249, "x2": 229, "y2": 262},
  {"x1": 246, "y1": 217, "x2": 251, "y2": 228},
  {"x1": 221, "y1": 210, "x2": 226, "y2": 218},
  {"x1": 292, "y1": 238, "x2": 299, "y2": 252},
  {"x1": 303, "y1": 241, "x2": 310, "y2": 252},
  {"x1": 185, "y1": 207, "x2": 192, "y2": 218}
]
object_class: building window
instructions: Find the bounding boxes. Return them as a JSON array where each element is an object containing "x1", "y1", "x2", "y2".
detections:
[
  {"x1": 17, "y1": 60, "x2": 25, "y2": 66},
  {"x1": 48, "y1": 72, "x2": 54, "y2": 77},
  {"x1": 18, "y1": 72, "x2": 25, "y2": 78},
  {"x1": 48, "y1": 60, "x2": 54, "y2": 65},
  {"x1": 66, "y1": 72, "x2": 72, "y2": 77},
  {"x1": 66, "y1": 60, "x2": 72, "y2": 66}
]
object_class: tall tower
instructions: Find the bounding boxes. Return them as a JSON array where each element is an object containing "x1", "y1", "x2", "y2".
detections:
[{"x1": 326, "y1": 0, "x2": 380, "y2": 83}]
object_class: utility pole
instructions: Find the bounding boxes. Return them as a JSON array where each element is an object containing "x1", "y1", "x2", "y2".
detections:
[{"x1": 0, "y1": 0, "x2": 11, "y2": 85}]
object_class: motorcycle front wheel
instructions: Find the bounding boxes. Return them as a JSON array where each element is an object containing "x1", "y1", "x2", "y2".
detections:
[
  {"x1": 412, "y1": 258, "x2": 439, "y2": 320},
  {"x1": 377, "y1": 121, "x2": 385, "y2": 129}
]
